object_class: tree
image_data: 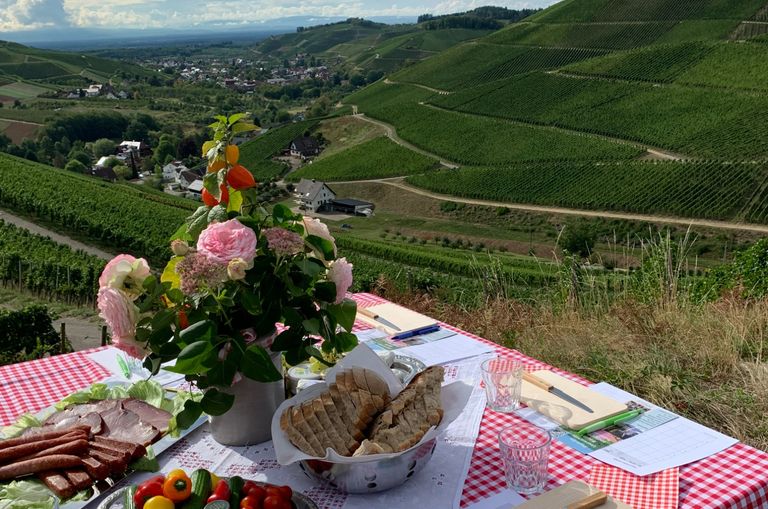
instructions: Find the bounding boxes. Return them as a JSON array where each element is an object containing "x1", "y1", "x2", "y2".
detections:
[
  {"x1": 92, "y1": 138, "x2": 116, "y2": 158},
  {"x1": 0, "y1": 133, "x2": 10, "y2": 151},
  {"x1": 123, "y1": 120, "x2": 149, "y2": 142},
  {"x1": 68, "y1": 150, "x2": 92, "y2": 167},
  {"x1": 102, "y1": 157, "x2": 121, "y2": 169},
  {"x1": 153, "y1": 139, "x2": 176, "y2": 166},
  {"x1": 561, "y1": 222, "x2": 597, "y2": 258},
  {"x1": 65, "y1": 160, "x2": 88, "y2": 174},
  {"x1": 366, "y1": 70, "x2": 384, "y2": 84},
  {"x1": 349, "y1": 74, "x2": 366, "y2": 87},
  {"x1": 113, "y1": 164, "x2": 133, "y2": 180}
]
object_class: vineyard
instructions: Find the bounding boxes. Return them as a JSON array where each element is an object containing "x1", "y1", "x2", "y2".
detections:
[
  {"x1": 0, "y1": 220, "x2": 105, "y2": 303},
  {"x1": 238, "y1": 120, "x2": 319, "y2": 181},
  {"x1": 0, "y1": 153, "x2": 187, "y2": 265},
  {"x1": 288, "y1": 137, "x2": 438, "y2": 181},
  {"x1": 405, "y1": 160, "x2": 768, "y2": 223}
]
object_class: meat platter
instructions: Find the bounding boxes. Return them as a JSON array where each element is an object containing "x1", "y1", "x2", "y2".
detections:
[{"x1": 0, "y1": 381, "x2": 206, "y2": 509}]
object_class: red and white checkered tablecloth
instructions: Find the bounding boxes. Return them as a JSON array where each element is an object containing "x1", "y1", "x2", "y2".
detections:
[{"x1": 1, "y1": 293, "x2": 767, "y2": 509}]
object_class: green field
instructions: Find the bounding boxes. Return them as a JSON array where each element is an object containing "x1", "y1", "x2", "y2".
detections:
[
  {"x1": 288, "y1": 137, "x2": 438, "y2": 181},
  {"x1": 0, "y1": 82, "x2": 53, "y2": 99},
  {"x1": 406, "y1": 160, "x2": 768, "y2": 222}
]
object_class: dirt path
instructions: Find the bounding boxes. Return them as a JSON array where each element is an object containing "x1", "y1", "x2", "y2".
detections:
[
  {"x1": 56, "y1": 318, "x2": 105, "y2": 351},
  {"x1": 0, "y1": 117, "x2": 43, "y2": 126},
  {"x1": 350, "y1": 110, "x2": 461, "y2": 168},
  {"x1": 384, "y1": 78, "x2": 451, "y2": 95},
  {"x1": 0, "y1": 210, "x2": 113, "y2": 260},
  {"x1": 335, "y1": 178, "x2": 768, "y2": 234}
]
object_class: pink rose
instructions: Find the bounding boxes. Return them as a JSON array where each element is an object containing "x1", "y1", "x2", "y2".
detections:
[
  {"x1": 197, "y1": 219, "x2": 257, "y2": 265},
  {"x1": 97, "y1": 288, "x2": 145, "y2": 359},
  {"x1": 303, "y1": 217, "x2": 336, "y2": 256},
  {"x1": 327, "y1": 257, "x2": 353, "y2": 304},
  {"x1": 99, "y1": 254, "x2": 151, "y2": 301}
]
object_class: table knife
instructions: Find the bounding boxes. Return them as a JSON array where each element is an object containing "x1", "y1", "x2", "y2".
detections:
[
  {"x1": 565, "y1": 491, "x2": 608, "y2": 509},
  {"x1": 523, "y1": 371, "x2": 594, "y2": 414},
  {"x1": 358, "y1": 308, "x2": 401, "y2": 331}
]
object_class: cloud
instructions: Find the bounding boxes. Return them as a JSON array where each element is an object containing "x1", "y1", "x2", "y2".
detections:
[
  {"x1": 0, "y1": 0, "x2": 558, "y2": 30},
  {"x1": 0, "y1": 0, "x2": 71, "y2": 30}
]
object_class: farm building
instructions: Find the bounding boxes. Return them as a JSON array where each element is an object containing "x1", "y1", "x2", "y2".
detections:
[
  {"x1": 289, "y1": 136, "x2": 321, "y2": 160},
  {"x1": 331, "y1": 199, "x2": 375, "y2": 216},
  {"x1": 294, "y1": 178, "x2": 336, "y2": 212}
]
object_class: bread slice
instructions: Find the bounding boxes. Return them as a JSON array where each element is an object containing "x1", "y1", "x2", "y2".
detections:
[
  {"x1": 280, "y1": 409, "x2": 321, "y2": 456},
  {"x1": 289, "y1": 406, "x2": 325, "y2": 455}
]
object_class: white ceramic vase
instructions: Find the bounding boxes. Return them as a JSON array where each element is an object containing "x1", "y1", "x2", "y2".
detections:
[{"x1": 209, "y1": 330, "x2": 285, "y2": 446}]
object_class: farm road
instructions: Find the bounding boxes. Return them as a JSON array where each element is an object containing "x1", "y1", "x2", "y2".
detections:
[{"x1": 336, "y1": 178, "x2": 768, "y2": 234}]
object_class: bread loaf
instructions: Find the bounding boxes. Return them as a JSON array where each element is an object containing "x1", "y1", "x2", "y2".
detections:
[
  {"x1": 281, "y1": 366, "x2": 444, "y2": 457},
  {"x1": 279, "y1": 368, "x2": 391, "y2": 456}
]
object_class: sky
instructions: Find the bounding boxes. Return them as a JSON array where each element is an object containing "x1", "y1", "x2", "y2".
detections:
[{"x1": 0, "y1": 0, "x2": 558, "y2": 32}]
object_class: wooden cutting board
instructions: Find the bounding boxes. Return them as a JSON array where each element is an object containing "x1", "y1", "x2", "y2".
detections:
[
  {"x1": 516, "y1": 481, "x2": 632, "y2": 509},
  {"x1": 521, "y1": 371, "x2": 628, "y2": 430}
]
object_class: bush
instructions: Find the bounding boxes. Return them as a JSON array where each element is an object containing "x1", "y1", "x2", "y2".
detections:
[
  {"x1": 0, "y1": 306, "x2": 65, "y2": 366},
  {"x1": 561, "y1": 222, "x2": 597, "y2": 258},
  {"x1": 64, "y1": 159, "x2": 88, "y2": 174}
]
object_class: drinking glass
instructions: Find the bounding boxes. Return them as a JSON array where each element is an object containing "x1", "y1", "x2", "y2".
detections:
[
  {"x1": 481, "y1": 357, "x2": 523, "y2": 412},
  {"x1": 498, "y1": 423, "x2": 551, "y2": 495}
]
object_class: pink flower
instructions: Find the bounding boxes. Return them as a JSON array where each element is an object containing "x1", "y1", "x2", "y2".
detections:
[
  {"x1": 99, "y1": 254, "x2": 151, "y2": 301},
  {"x1": 176, "y1": 252, "x2": 228, "y2": 295},
  {"x1": 327, "y1": 257, "x2": 353, "y2": 304},
  {"x1": 264, "y1": 227, "x2": 303, "y2": 256},
  {"x1": 97, "y1": 288, "x2": 145, "y2": 359},
  {"x1": 303, "y1": 217, "x2": 336, "y2": 255},
  {"x1": 197, "y1": 219, "x2": 257, "y2": 265}
]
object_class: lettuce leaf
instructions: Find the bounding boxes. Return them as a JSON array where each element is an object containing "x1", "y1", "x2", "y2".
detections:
[
  {"x1": 127, "y1": 380, "x2": 165, "y2": 409},
  {"x1": 1, "y1": 414, "x2": 42, "y2": 439},
  {"x1": 0, "y1": 480, "x2": 56, "y2": 509}
]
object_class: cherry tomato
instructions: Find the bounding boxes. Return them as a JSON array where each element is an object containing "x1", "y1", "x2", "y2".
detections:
[
  {"x1": 263, "y1": 496, "x2": 290, "y2": 509},
  {"x1": 277, "y1": 486, "x2": 292, "y2": 500},
  {"x1": 265, "y1": 487, "x2": 283, "y2": 499},
  {"x1": 245, "y1": 485, "x2": 266, "y2": 505},
  {"x1": 134, "y1": 481, "x2": 164, "y2": 509},
  {"x1": 207, "y1": 479, "x2": 231, "y2": 503},
  {"x1": 242, "y1": 480, "x2": 258, "y2": 495},
  {"x1": 143, "y1": 496, "x2": 175, "y2": 509},
  {"x1": 240, "y1": 494, "x2": 262, "y2": 509}
]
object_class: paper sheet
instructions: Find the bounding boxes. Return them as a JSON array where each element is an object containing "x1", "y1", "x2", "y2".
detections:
[
  {"x1": 463, "y1": 489, "x2": 526, "y2": 509},
  {"x1": 398, "y1": 334, "x2": 496, "y2": 366},
  {"x1": 87, "y1": 347, "x2": 186, "y2": 386},
  {"x1": 588, "y1": 384, "x2": 738, "y2": 476}
]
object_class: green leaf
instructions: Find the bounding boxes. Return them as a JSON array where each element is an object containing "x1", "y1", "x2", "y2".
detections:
[
  {"x1": 305, "y1": 346, "x2": 333, "y2": 367},
  {"x1": 232, "y1": 122, "x2": 257, "y2": 134},
  {"x1": 272, "y1": 203, "x2": 294, "y2": 223},
  {"x1": 127, "y1": 380, "x2": 165, "y2": 408},
  {"x1": 166, "y1": 340, "x2": 217, "y2": 374},
  {"x1": 227, "y1": 189, "x2": 243, "y2": 213},
  {"x1": 302, "y1": 318, "x2": 321, "y2": 334},
  {"x1": 314, "y1": 281, "x2": 337, "y2": 302},
  {"x1": 328, "y1": 299, "x2": 357, "y2": 332},
  {"x1": 186, "y1": 206, "x2": 211, "y2": 240},
  {"x1": 272, "y1": 328, "x2": 302, "y2": 352},
  {"x1": 170, "y1": 223, "x2": 193, "y2": 242},
  {"x1": 142, "y1": 274, "x2": 157, "y2": 291},
  {"x1": 240, "y1": 289, "x2": 261, "y2": 315},
  {"x1": 200, "y1": 388, "x2": 235, "y2": 416},
  {"x1": 241, "y1": 345, "x2": 282, "y2": 382},
  {"x1": 227, "y1": 113, "x2": 246, "y2": 125},
  {"x1": 335, "y1": 332, "x2": 359, "y2": 352},
  {"x1": 130, "y1": 445, "x2": 159, "y2": 472},
  {"x1": 203, "y1": 172, "x2": 220, "y2": 200},
  {"x1": 161, "y1": 257, "x2": 183, "y2": 291},
  {"x1": 179, "y1": 320, "x2": 215, "y2": 343},
  {"x1": 208, "y1": 205, "x2": 228, "y2": 223},
  {"x1": 295, "y1": 258, "x2": 324, "y2": 278},
  {"x1": 175, "y1": 399, "x2": 203, "y2": 429},
  {"x1": 305, "y1": 235, "x2": 336, "y2": 261}
]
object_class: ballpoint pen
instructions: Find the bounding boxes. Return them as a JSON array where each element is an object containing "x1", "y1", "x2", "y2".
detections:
[
  {"x1": 391, "y1": 325, "x2": 441, "y2": 340},
  {"x1": 575, "y1": 408, "x2": 643, "y2": 436}
]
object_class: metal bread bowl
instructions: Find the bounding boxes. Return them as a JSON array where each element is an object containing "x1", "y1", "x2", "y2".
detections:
[{"x1": 298, "y1": 438, "x2": 438, "y2": 493}]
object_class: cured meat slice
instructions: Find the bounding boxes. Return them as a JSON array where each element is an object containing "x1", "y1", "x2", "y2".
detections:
[
  {"x1": 62, "y1": 468, "x2": 93, "y2": 491},
  {"x1": 81, "y1": 456, "x2": 109, "y2": 480},
  {"x1": 43, "y1": 400, "x2": 120, "y2": 427},
  {"x1": 99, "y1": 407, "x2": 159, "y2": 446},
  {"x1": 37, "y1": 471, "x2": 75, "y2": 499},
  {"x1": 93, "y1": 436, "x2": 146, "y2": 460},
  {"x1": 121, "y1": 399, "x2": 171, "y2": 433}
]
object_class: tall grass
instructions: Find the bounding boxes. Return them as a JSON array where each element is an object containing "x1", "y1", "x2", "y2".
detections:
[{"x1": 369, "y1": 230, "x2": 768, "y2": 449}]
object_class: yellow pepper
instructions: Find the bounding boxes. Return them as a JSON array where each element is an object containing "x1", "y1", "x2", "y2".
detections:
[
  {"x1": 210, "y1": 471, "x2": 220, "y2": 487},
  {"x1": 143, "y1": 496, "x2": 175, "y2": 509},
  {"x1": 162, "y1": 471, "x2": 192, "y2": 502}
]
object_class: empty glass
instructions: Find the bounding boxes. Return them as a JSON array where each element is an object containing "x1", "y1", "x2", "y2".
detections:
[
  {"x1": 481, "y1": 357, "x2": 523, "y2": 412},
  {"x1": 498, "y1": 423, "x2": 551, "y2": 495}
]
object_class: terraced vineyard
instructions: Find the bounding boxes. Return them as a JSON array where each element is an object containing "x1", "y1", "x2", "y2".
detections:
[
  {"x1": 0, "y1": 220, "x2": 104, "y2": 303},
  {"x1": 239, "y1": 120, "x2": 319, "y2": 181},
  {"x1": 288, "y1": 137, "x2": 438, "y2": 181},
  {"x1": 406, "y1": 161, "x2": 768, "y2": 222},
  {"x1": 0, "y1": 153, "x2": 187, "y2": 265}
]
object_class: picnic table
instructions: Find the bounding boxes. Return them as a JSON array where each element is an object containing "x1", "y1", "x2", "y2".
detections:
[{"x1": 1, "y1": 293, "x2": 767, "y2": 508}]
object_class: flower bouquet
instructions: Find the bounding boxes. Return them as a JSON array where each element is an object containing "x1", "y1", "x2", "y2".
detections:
[{"x1": 97, "y1": 114, "x2": 358, "y2": 443}]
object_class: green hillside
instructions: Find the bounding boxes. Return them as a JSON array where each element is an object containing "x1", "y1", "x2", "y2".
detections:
[
  {"x1": 253, "y1": 14, "x2": 516, "y2": 73},
  {"x1": 324, "y1": 0, "x2": 768, "y2": 224},
  {"x1": 0, "y1": 40, "x2": 155, "y2": 97}
]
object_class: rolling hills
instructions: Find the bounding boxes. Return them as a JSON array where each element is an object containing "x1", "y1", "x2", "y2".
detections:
[{"x1": 326, "y1": 0, "x2": 768, "y2": 224}]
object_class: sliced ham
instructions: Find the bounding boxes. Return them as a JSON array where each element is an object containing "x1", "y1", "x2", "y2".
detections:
[
  {"x1": 121, "y1": 399, "x2": 171, "y2": 433},
  {"x1": 99, "y1": 407, "x2": 159, "y2": 446},
  {"x1": 43, "y1": 400, "x2": 120, "y2": 427}
]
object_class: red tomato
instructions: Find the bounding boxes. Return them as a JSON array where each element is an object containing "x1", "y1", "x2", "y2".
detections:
[
  {"x1": 246, "y1": 485, "x2": 266, "y2": 503},
  {"x1": 277, "y1": 486, "x2": 292, "y2": 500},
  {"x1": 240, "y1": 494, "x2": 262, "y2": 509},
  {"x1": 263, "y1": 496, "x2": 290, "y2": 509},
  {"x1": 242, "y1": 481, "x2": 259, "y2": 496},
  {"x1": 207, "y1": 479, "x2": 231, "y2": 503},
  {"x1": 264, "y1": 487, "x2": 282, "y2": 499}
]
